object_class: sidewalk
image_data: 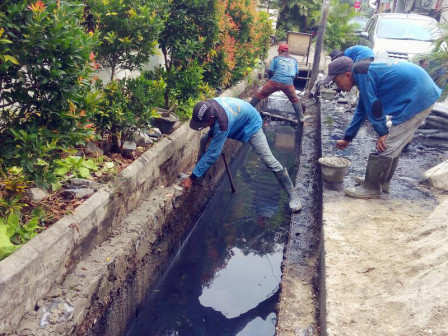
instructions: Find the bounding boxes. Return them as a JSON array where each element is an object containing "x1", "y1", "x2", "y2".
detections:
[{"x1": 320, "y1": 99, "x2": 448, "y2": 335}]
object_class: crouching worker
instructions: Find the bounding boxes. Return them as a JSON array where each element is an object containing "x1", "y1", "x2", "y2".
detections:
[
  {"x1": 249, "y1": 43, "x2": 311, "y2": 124},
  {"x1": 182, "y1": 97, "x2": 302, "y2": 212},
  {"x1": 323, "y1": 56, "x2": 441, "y2": 198}
]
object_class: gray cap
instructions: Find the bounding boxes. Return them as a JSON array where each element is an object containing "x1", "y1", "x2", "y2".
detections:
[{"x1": 322, "y1": 56, "x2": 354, "y2": 85}]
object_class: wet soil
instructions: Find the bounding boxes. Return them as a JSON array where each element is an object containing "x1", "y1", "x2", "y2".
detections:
[
  {"x1": 320, "y1": 97, "x2": 448, "y2": 336},
  {"x1": 274, "y1": 96, "x2": 322, "y2": 336}
]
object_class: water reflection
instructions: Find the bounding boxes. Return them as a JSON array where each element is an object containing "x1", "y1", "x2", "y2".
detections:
[
  {"x1": 199, "y1": 246, "x2": 283, "y2": 318},
  {"x1": 126, "y1": 124, "x2": 298, "y2": 336}
]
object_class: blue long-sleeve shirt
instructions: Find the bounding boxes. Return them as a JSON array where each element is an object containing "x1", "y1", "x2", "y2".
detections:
[
  {"x1": 344, "y1": 60, "x2": 442, "y2": 141},
  {"x1": 344, "y1": 45, "x2": 374, "y2": 62},
  {"x1": 270, "y1": 56, "x2": 299, "y2": 85},
  {"x1": 192, "y1": 98, "x2": 262, "y2": 178}
]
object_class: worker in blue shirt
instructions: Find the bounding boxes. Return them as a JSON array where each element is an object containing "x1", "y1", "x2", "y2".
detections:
[
  {"x1": 249, "y1": 43, "x2": 310, "y2": 124},
  {"x1": 182, "y1": 97, "x2": 302, "y2": 212},
  {"x1": 330, "y1": 45, "x2": 374, "y2": 62},
  {"x1": 322, "y1": 56, "x2": 441, "y2": 198}
]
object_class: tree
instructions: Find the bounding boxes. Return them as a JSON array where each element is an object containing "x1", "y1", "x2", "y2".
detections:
[
  {"x1": 156, "y1": 0, "x2": 219, "y2": 109},
  {"x1": 323, "y1": 0, "x2": 358, "y2": 51},
  {"x1": 306, "y1": 0, "x2": 330, "y2": 96},
  {"x1": 276, "y1": 0, "x2": 321, "y2": 33},
  {"x1": 258, "y1": 0, "x2": 280, "y2": 12},
  {"x1": 84, "y1": 0, "x2": 164, "y2": 81},
  {"x1": 0, "y1": 0, "x2": 97, "y2": 185}
]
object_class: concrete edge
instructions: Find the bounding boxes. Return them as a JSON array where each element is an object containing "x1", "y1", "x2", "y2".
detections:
[
  {"x1": 0, "y1": 124, "x2": 199, "y2": 331},
  {"x1": 317, "y1": 99, "x2": 328, "y2": 336},
  {"x1": 0, "y1": 66, "x2": 266, "y2": 333}
]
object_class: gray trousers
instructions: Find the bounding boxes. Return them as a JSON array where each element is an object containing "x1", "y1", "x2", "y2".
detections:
[
  {"x1": 198, "y1": 129, "x2": 284, "y2": 173},
  {"x1": 249, "y1": 129, "x2": 284, "y2": 172},
  {"x1": 380, "y1": 104, "x2": 434, "y2": 158}
]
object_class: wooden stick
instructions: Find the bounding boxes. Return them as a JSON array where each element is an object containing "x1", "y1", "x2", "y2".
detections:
[
  {"x1": 221, "y1": 153, "x2": 236, "y2": 193},
  {"x1": 260, "y1": 111, "x2": 299, "y2": 125}
]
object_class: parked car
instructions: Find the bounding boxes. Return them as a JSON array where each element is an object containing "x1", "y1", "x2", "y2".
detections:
[
  {"x1": 359, "y1": 13, "x2": 441, "y2": 62},
  {"x1": 348, "y1": 16, "x2": 369, "y2": 35}
]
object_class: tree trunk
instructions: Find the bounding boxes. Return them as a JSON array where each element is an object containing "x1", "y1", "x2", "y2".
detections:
[
  {"x1": 161, "y1": 47, "x2": 171, "y2": 109},
  {"x1": 305, "y1": 0, "x2": 330, "y2": 96}
]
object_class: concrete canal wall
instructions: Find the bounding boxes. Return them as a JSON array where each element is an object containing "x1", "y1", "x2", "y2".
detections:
[{"x1": 0, "y1": 66, "x2": 264, "y2": 336}]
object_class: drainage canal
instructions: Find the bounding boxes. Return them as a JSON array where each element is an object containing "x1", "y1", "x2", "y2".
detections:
[{"x1": 125, "y1": 120, "x2": 301, "y2": 336}]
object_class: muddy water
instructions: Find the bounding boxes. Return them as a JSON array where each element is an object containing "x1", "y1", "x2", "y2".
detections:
[{"x1": 125, "y1": 124, "x2": 300, "y2": 336}]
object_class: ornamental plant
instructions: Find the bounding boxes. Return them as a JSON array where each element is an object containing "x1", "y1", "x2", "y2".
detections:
[
  {"x1": 84, "y1": 0, "x2": 164, "y2": 81},
  {"x1": 92, "y1": 75, "x2": 165, "y2": 152},
  {"x1": 0, "y1": 167, "x2": 45, "y2": 261},
  {"x1": 0, "y1": 0, "x2": 98, "y2": 186},
  {"x1": 156, "y1": 0, "x2": 219, "y2": 109},
  {"x1": 209, "y1": 0, "x2": 271, "y2": 86}
]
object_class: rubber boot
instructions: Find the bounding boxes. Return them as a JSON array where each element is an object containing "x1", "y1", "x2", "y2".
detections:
[
  {"x1": 274, "y1": 168, "x2": 302, "y2": 212},
  {"x1": 345, "y1": 154, "x2": 393, "y2": 199},
  {"x1": 250, "y1": 97, "x2": 261, "y2": 107},
  {"x1": 292, "y1": 102, "x2": 312, "y2": 124},
  {"x1": 353, "y1": 156, "x2": 399, "y2": 193}
]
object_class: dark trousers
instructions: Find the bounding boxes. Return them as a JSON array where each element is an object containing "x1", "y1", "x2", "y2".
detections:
[{"x1": 255, "y1": 80, "x2": 300, "y2": 103}]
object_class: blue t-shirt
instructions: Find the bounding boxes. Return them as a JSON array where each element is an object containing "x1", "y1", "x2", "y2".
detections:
[
  {"x1": 344, "y1": 45, "x2": 374, "y2": 62},
  {"x1": 270, "y1": 55, "x2": 299, "y2": 85},
  {"x1": 344, "y1": 60, "x2": 442, "y2": 141},
  {"x1": 193, "y1": 98, "x2": 262, "y2": 178}
]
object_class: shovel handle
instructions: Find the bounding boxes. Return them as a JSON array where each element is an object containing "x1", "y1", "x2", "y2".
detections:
[{"x1": 221, "y1": 153, "x2": 236, "y2": 193}]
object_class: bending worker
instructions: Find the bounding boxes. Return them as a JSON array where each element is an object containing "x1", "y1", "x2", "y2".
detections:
[
  {"x1": 182, "y1": 97, "x2": 302, "y2": 212},
  {"x1": 322, "y1": 56, "x2": 441, "y2": 198},
  {"x1": 330, "y1": 45, "x2": 374, "y2": 62},
  {"x1": 249, "y1": 43, "x2": 310, "y2": 123}
]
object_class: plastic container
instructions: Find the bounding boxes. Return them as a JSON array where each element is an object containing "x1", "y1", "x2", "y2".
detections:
[{"x1": 318, "y1": 156, "x2": 351, "y2": 182}]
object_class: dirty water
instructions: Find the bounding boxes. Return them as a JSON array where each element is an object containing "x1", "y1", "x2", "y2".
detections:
[{"x1": 125, "y1": 123, "x2": 301, "y2": 336}]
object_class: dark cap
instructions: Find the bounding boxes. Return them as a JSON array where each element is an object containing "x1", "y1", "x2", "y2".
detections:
[
  {"x1": 190, "y1": 101, "x2": 213, "y2": 130},
  {"x1": 330, "y1": 49, "x2": 343, "y2": 61},
  {"x1": 278, "y1": 43, "x2": 289, "y2": 52},
  {"x1": 322, "y1": 56, "x2": 354, "y2": 85}
]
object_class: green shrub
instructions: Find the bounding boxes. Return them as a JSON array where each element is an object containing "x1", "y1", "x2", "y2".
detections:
[
  {"x1": 2, "y1": 126, "x2": 86, "y2": 190},
  {"x1": 211, "y1": 0, "x2": 272, "y2": 87},
  {"x1": 0, "y1": 167, "x2": 45, "y2": 261},
  {"x1": 84, "y1": 0, "x2": 164, "y2": 81},
  {"x1": 324, "y1": 0, "x2": 358, "y2": 51},
  {"x1": 53, "y1": 156, "x2": 99, "y2": 179},
  {"x1": 277, "y1": 0, "x2": 321, "y2": 33},
  {"x1": 144, "y1": 64, "x2": 213, "y2": 120},
  {"x1": 92, "y1": 75, "x2": 165, "y2": 152},
  {"x1": 157, "y1": 0, "x2": 218, "y2": 109},
  {"x1": 0, "y1": 0, "x2": 98, "y2": 186}
]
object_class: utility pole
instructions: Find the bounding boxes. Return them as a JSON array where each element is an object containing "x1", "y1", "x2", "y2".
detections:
[{"x1": 305, "y1": 0, "x2": 330, "y2": 96}]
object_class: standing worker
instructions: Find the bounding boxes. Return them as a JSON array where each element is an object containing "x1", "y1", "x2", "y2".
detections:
[
  {"x1": 330, "y1": 45, "x2": 374, "y2": 62},
  {"x1": 249, "y1": 43, "x2": 311, "y2": 124},
  {"x1": 322, "y1": 56, "x2": 441, "y2": 198},
  {"x1": 182, "y1": 97, "x2": 303, "y2": 212}
]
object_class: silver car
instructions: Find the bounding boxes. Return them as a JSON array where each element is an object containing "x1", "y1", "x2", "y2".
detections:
[{"x1": 359, "y1": 13, "x2": 441, "y2": 62}]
